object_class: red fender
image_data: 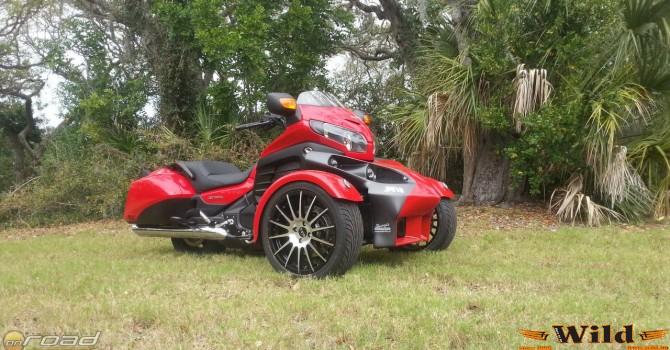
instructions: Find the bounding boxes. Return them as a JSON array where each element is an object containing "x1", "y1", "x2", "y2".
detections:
[{"x1": 252, "y1": 170, "x2": 363, "y2": 242}]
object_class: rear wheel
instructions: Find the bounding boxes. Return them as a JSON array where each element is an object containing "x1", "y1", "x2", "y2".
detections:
[
  {"x1": 261, "y1": 182, "x2": 363, "y2": 278},
  {"x1": 393, "y1": 199, "x2": 456, "y2": 251},
  {"x1": 171, "y1": 238, "x2": 226, "y2": 253}
]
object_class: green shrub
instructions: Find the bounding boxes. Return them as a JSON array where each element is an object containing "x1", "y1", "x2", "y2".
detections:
[
  {"x1": 0, "y1": 126, "x2": 266, "y2": 228},
  {"x1": 0, "y1": 130, "x2": 140, "y2": 226}
]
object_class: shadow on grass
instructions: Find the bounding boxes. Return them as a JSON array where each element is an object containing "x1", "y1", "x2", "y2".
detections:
[
  {"x1": 358, "y1": 248, "x2": 409, "y2": 268},
  {"x1": 150, "y1": 242, "x2": 413, "y2": 269}
]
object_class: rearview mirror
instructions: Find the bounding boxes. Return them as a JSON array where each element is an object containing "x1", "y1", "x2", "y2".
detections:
[{"x1": 267, "y1": 93, "x2": 297, "y2": 123}]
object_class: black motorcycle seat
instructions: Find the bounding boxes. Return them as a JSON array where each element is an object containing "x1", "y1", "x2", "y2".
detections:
[{"x1": 175, "y1": 160, "x2": 252, "y2": 192}]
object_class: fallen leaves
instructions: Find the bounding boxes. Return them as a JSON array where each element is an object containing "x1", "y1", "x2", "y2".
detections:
[{"x1": 457, "y1": 203, "x2": 559, "y2": 235}]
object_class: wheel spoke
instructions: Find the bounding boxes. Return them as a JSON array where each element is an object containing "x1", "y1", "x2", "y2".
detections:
[
  {"x1": 304, "y1": 248, "x2": 314, "y2": 272},
  {"x1": 305, "y1": 196, "x2": 317, "y2": 221},
  {"x1": 308, "y1": 208, "x2": 329, "y2": 226},
  {"x1": 311, "y1": 236, "x2": 334, "y2": 247},
  {"x1": 286, "y1": 194, "x2": 297, "y2": 219},
  {"x1": 275, "y1": 205, "x2": 291, "y2": 223},
  {"x1": 273, "y1": 241, "x2": 290, "y2": 256},
  {"x1": 269, "y1": 233, "x2": 291, "y2": 239},
  {"x1": 309, "y1": 225, "x2": 334, "y2": 233},
  {"x1": 285, "y1": 245, "x2": 296, "y2": 267},
  {"x1": 270, "y1": 220, "x2": 290, "y2": 230},
  {"x1": 309, "y1": 243, "x2": 327, "y2": 262},
  {"x1": 298, "y1": 191, "x2": 303, "y2": 219}
]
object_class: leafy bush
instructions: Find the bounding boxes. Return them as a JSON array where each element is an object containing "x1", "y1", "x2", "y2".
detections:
[
  {"x1": 0, "y1": 123, "x2": 266, "y2": 228},
  {"x1": 0, "y1": 129, "x2": 139, "y2": 226},
  {"x1": 504, "y1": 101, "x2": 585, "y2": 197}
]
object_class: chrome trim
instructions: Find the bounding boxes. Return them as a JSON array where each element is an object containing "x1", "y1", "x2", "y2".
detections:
[{"x1": 131, "y1": 225, "x2": 229, "y2": 240}]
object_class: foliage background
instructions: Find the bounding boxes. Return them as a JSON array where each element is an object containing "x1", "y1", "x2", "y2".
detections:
[{"x1": 1, "y1": 0, "x2": 669, "y2": 227}]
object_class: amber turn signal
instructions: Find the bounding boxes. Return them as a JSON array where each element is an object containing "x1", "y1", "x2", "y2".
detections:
[
  {"x1": 362, "y1": 114, "x2": 373, "y2": 125},
  {"x1": 279, "y1": 98, "x2": 297, "y2": 110}
]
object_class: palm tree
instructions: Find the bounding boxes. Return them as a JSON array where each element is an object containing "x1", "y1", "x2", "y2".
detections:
[
  {"x1": 582, "y1": 0, "x2": 670, "y2": 220},
  {"x1": 386, "y1": 0, "x2": 670, "y2": 223}
]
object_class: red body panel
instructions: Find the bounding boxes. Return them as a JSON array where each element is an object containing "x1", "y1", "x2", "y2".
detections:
[
  {"x1": 374, "y1": 158, "x2": 455, "y2": 199},
  {"x1": 261, "y1": 105, "x2": 375, "y2": 161},
  {"x1": 251, "y1": 170, "x2": 363, "y2": 242},
  {"x1": 200, "y1": 167, "x2": 256, "y2": 205},
  {"x1": 123, "y1": 168, "x2": 195, "y2": 223},
  {"x1": 373, "y1": 158, "x2": 455, "y2": 246}
]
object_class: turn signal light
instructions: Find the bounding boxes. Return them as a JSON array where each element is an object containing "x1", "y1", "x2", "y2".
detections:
[
  {"x1": 279, "y1": 98, "x2": 297, "y2": 110},
  {"x1": 362, "y1": 114, "x2": 373, "y2": 125}
]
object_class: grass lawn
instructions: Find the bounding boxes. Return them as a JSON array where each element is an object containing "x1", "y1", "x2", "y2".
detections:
[{"x1": 1, "y1": 209, "x2": 669, "y2": 349}]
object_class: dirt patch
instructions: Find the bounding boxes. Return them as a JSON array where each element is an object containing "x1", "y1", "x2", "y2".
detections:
[{"x1": 457, "y1": 203, "x2": 559, "y2": 234}]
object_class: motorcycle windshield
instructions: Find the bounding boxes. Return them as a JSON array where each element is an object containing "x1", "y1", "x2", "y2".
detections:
[{"x1": 297, "y1": 91, "x2": 345, "y2": 108}]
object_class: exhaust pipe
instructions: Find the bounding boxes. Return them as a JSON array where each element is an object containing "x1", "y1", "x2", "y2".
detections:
[{"x1": 131, "y1": 225, "x2": 229, "y2": 240}]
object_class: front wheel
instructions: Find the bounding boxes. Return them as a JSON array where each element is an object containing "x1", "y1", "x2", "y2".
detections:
[
  {"x1": 261, "y1": 182, "x2": 364, "y2": 278},
  {"x1": 393, "y1": 199, "x2": 457, "y2": 251}
]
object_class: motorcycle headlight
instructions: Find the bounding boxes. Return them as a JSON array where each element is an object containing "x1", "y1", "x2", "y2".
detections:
[{"x1": 309, "y1": 120, "x2": 368, "y2": 152}]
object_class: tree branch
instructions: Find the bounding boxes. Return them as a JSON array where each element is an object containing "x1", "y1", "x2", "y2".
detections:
[
  {"x1": 16, "y1": 97, "x2": 38, "y2": 158},
  {"x1": 348, "y1": 0, "x2": 387, "y2": 20},
  {"x1": 0, "y1": 60, "x2": 43, "y2": 70},
  {"x1": 343, "y1": 45, "x2": 396, "y2": 61}
]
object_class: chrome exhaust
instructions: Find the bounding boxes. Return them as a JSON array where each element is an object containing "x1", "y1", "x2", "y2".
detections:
[{"x1": 131, "y1": 224, "x2": 230, "y2": 240}]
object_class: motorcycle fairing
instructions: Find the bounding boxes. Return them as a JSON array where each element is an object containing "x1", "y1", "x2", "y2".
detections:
[{"x1": 251, "y1": 141, "x2": 454, "y2": 247}]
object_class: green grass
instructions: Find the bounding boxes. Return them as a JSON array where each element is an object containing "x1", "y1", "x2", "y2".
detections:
[{"x1": 1, "y1": 222, "x2": 669, "y2": 349}]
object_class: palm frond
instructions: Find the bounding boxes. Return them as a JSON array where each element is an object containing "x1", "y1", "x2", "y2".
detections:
[
  {"x1": 386, "y1": 51, "x2": 480, "y2": 180},
  {"x1": 652, "y1": 176, "x2": 670, "y2": 219},
  {"x1": 623, "y1": 0, "x2": 670, "y2": 35},
  {"x1": 418, "y1": 51, "x2": 480, "y2": 153},
  {"x1": 628, "y1": 113, "x2": 670, "y2": 218},
  {"x1": 513, "y1": 64, "x2": 553, "y2": 133},
  {"x1": 585, "y1": 82, "x2": 651, "y2": 176},
  {"x1": 550, "y1": 175, "x2": 624, "y2": 226},
  {"x1": 600, "y1": 146, "x2": 653, "y2": 219},
  {"x1": 195, "y1": 104, "x2": 232, "y2": 148},
  {"x1": 612, "y1": 0, "x2": 670, "y2": 73}
]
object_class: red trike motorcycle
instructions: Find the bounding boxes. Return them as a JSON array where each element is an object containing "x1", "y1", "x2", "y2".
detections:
[{"x1": 123, "y1": 91, "x2": 456, "y2": 277}]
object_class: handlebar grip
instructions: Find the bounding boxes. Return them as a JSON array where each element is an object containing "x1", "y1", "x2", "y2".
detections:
[
  {"x1": 235, "y1": 123, "x2": 255, "y2": 131},
  {"x1": 235, "y1": 117, "x2": 277, "y2": 131}
]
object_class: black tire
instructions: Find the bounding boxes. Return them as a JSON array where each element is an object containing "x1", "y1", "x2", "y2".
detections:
[
  {"x1": 171, "y1": 238, "x2": 226, "y2": 254},
  {"x1": 261, "y1": 182, "x2": 364, "y2": 278},
  {"x1": 392, "y1": 199, "x2": 457, "y2": 251}
]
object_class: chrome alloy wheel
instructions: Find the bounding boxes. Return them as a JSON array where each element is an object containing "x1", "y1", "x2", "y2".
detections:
[
  {"x1": 266, "y1": 189, "x2": 336, "y2": 275},
  {"x1": 420, "y1": 210, "x2": 440, "y2": 247}
]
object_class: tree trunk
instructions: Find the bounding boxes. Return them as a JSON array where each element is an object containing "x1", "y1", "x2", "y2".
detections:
[
  {"x1": 461, "y1": 130, "x2": 510, "y2": 204},
  {"x1": 460, "y1": 126, "x2": 478, "y2": 202},
  {"x1": 76, "y1": 0, "x2": 208, "y2": 130},
  {"x1": 6, "y1": 133, "x2": 29, "y2": 183},
  {"x1": 153, "y1": 42, "x2": 206, "y2": 130},
  {"x1": 448, "y1": 0, "x2": 519, "y2": 205}
]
